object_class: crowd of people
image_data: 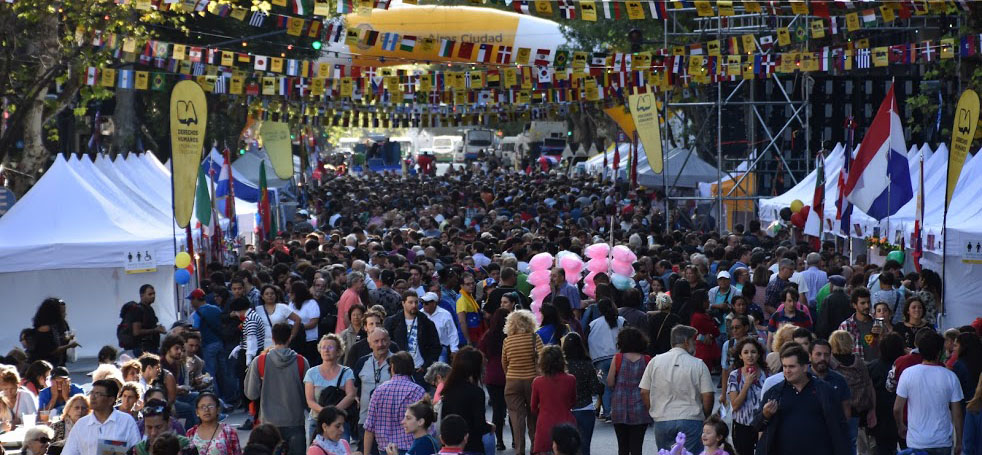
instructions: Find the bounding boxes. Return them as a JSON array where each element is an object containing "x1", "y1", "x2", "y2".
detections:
[{"x1": 4, "y1": 167, "x2": 982, "y2": 455}]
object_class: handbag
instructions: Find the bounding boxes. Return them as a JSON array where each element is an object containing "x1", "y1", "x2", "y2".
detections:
[{"x1": 317, "y1": 366, "x2": 350, "y2": 407}]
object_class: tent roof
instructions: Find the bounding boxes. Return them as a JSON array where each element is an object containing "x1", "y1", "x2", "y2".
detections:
[
  {"x1": 586, "y1": 144, "x2": 720, "y2": 188},
  {"x1": 0, "y1": 156, "x2": 178, "y2": 272}
]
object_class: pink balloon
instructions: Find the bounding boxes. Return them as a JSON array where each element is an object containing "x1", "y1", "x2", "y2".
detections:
[
  {"x1": 529, "y1": 252, "x2": 555, "y2": 271},
  {"x1": 528, "y1": 270, "x2": 551, "y2": 287},
  {"x1": 610, "y1": 260, "x2": 634, "y2": 277},
  {"x1": 611, "y1": 245, "x2": 637, "y2": 264},
  {"x1": 586, "y1": 258, "x2": 608, "y2": 273},
  {"x1": 584, "y1": 243, "x2": 610, "y2": 260}
]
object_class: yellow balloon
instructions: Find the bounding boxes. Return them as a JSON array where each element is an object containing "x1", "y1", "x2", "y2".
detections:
[
  {"x1": 175, "y1": 252, "x2": 191, "y2": 269},
  {"x1": 790, "y1": 199, "x2": 804, "y2": 214}
]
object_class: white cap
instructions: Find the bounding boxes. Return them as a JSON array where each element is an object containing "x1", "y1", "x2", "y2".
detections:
[
  {"x1": 422, "y1": 292, "x2": 439, "y2": 303},
  {"x1": 717, "y1": 271, "x2": 731, "y2": 280}
]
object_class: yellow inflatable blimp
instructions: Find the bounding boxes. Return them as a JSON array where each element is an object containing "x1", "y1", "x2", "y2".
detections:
[{"x1": 323, "y1": 5, "x2": 568, "y2": 67}]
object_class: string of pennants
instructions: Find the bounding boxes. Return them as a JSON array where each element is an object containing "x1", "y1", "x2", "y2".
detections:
[
  {"x1": 85, "y1": 32, "x2": 973, "y2": 110},
  {"x1": 500, "y1": 0, "x2": 968, "y2": 23}
]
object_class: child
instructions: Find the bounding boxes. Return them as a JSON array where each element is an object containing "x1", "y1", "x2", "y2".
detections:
[
  {"x1": 436, "y1": 414, "x2": 468, "y2": 455},
  {"x1": 699, "y1": 416, "x2": 736, "y2": 455},
  {"x1": 551, "y1": 423, "x2": 582, "y2": 455},
  {"x1": 309, "y1": 407, "x2": 352, "y2": 455},
  {"x1": 387, "y1": 397, "x2": 440, "y2": 455}
]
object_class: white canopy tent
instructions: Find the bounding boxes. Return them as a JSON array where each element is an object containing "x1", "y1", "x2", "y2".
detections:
[
  {"x1": 585, "y1": 144, "x2": 721, "y2": 188},
  {"x1": 0, "y1": 155, "x2": 183, "y2": 356}
]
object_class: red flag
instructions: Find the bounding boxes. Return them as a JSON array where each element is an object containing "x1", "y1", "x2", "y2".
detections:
[{"x1": 258, "y1": 160, "x2": 271, "y2": 240}]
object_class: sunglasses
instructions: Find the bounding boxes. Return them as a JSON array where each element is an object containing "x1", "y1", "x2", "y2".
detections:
[
  {"x1": 142, "y1": 405, "x2": 167, "y2": 416},
  {"x1": 37, "y1": 437, "x2": 51, "y2": 444}
]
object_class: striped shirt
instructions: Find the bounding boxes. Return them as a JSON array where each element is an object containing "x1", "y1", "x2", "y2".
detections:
[
  {"x1": 501, "y1": 332, "x2": 544, "y2": 380},
  {"x1": 243, "y1": 309, "x2": 265, "y2": 364}
]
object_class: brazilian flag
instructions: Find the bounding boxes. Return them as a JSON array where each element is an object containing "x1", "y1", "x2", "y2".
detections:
[{"x1": 151, "y1": 73, "x2": 167, "y2": 91}]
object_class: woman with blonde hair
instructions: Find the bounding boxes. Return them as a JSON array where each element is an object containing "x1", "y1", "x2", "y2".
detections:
[
  {"x1": 502, "y1": 310, "x2": 544, "y2": 455},
  {"x1": 829, "y1": 330, "x2": 876, "y2": 454},
  {"x1": 303, "y1": 333, "x2": 356, "y2": 444},
  {"x1": 0, "y1": 366, "x2": 37, "y2": 425},
  {"x1": 52, "y1": 394, "x2": 88, "y2": 441},
  {"x1": 765, "y1": 324, "x2": 796, "y2": 375}
]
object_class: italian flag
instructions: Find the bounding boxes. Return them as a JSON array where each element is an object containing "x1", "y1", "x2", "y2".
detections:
[{"x1": 439, "y1": 39, "x2": 455, "y2": 58}]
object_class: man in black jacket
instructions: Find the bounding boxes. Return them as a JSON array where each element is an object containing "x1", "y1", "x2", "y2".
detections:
[
  {"x1": 753, "y1": 344, "x2": 850, "y2": 455},
  {"x1": 383, "y1": 291, "x2": 441, "y2": 386}
]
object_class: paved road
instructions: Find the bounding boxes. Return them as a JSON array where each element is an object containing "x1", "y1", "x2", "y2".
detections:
[{"x1": 67, "y1": 357, "x2": 697, "y2": 454}]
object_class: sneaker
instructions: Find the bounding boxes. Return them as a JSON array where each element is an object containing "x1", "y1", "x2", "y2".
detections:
[
  {"x1": 238, "y1": 418, "x2": 254, "y2": 431},
  {"x1": 496, "y1": 442, "x2": 506, "y2": 451}
]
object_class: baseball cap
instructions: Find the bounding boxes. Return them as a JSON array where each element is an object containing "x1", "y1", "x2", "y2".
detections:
[
  {"x1": 51, "y1": 366, "x2": 70, "y2": 379},
  {"x1": 186, "y1": 288, "x2": 206, "y2": 300},
  {"x1": 716, "y1": 271, "x2": 731, "y2": 280},
  {"x1": 421, "y1": 292, "x2": 439, "y2": 303}
]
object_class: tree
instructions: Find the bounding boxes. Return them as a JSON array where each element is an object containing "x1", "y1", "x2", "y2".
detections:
[{"x1": 0, "y1": 0, "x2": 177, "y2": 195}]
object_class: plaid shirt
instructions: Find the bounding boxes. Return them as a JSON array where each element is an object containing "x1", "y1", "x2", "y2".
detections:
[
  {"x1": 363, "y1": 375, "x2": 425, "y2": 450},
  {"x1": 838, "y1": 313, "x2": 865, "y2": 358}
]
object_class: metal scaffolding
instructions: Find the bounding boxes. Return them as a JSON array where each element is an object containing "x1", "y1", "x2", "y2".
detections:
[
  {"x1": 662, "y1": 6, "x2": 812, "y2": 233},
  {"x1": 658, "y1": 6, "x2": 943, "y2": 234}
]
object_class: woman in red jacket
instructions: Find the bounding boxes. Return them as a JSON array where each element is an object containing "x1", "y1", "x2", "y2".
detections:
[
  {"x1": 530, "y1": 345, "x2": 576, "y2": 454},
  {"x1": 689, "y1": 290, "x2": 721, "y2": 373}
]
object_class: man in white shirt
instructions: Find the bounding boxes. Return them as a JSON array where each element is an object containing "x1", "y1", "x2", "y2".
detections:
[
  {"x1": 895, "y1": 330, "x2": 964, "y2": 455},
  {"x1": 420, "y1": 292, "x2": 459, "y2": 363},
  {"x1": 639, "y1": 325, "x2": 715, "y2": 454},
  {"x1": 62, "y1": 380, "x2": 141, "y2": 455}
]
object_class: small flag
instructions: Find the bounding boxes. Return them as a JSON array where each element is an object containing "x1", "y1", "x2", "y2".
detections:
[
  {"x1": 381, "y1": 32, "x2": 399, "y2": 51},
  {"x1": 534, "y1": 48, "x2": 551, "y2": 66},
  {"x1": 439, "y1": 39, "x2": 455, "y2": 58},
  {"x1": 400, "y1": 35, "x2": 416, "y2": 52},
  {"x1": 477, "y1": 43, "x2": 493, "y2": 63},
  {"x1": 249, "y1": 11, "x2": 266, "y2": 26},
  {"x1": 496, "y1": 46, "x2": 513, "y2": 64},
  {"x1": 457, "y1": 42, "x2": 475, "y2": 60},
  {"x1": 254, "y1": 55, "x2": 268, "y2": 71},
  {"x1": 292, "y1": 0, "x2": 309, "y2": 15}
]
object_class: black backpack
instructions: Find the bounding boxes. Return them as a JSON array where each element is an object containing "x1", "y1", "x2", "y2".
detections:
[{"x1": 116, "y1": 301, "x2": 140, "y2": 349}]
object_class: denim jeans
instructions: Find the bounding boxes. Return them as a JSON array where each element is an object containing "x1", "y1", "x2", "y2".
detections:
[
  {"x1": 594, "y1": 358, "x2": 613, "y2": 418},
  {"x1": 911, "y1": 447, "x2": 952, "y2": 455},
  {"x1": 278, "y1": 425, "x2": 307, "y2": 455},
  {"x1": 847, "y1": 416, "x2": 859, "y2": 455},
  {"x1": 482, "y1": 432, "x2": 495, "y2": 455},
  {"x1": 653, "y1": 419, "x2": 703, "y2": 454},
  {"x1": 174, "y1": 392, "x2": 199, "y2": 427},
  {"x1": 573, "y1": 409, "x2": 596, "y2": 455},
  {"x1": 202, "y1": 341, "x2": 225, "y2": 400}
]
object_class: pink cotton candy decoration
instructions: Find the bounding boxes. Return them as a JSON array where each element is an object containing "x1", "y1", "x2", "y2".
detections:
[
  {"x1": 611, "y1": 245, "x2": 637, "y2": 264},
  {"x1": 529, "y1": 252, "x2": 555, "y2": 271},
  {"x1": 583, "y1": 243, "x2": 610, "y2": 260},
  {"x1": 527, "y1": 270, "x2": 551, "y2": 287},
  {"x1": 610, "y1": 260, "x2": 635, "y2": 277},
  {"x1": 586, "y1": 258, "x2": 608, "y2": 273}
]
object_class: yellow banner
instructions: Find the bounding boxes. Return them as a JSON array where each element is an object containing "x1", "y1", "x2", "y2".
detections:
[
  {"x1": 947, "y1": 89, "x2": 980, "y2": 209},
  {"x1": 169, "y1": 80, "x2": 207, "y2": 228},
  {"x1": 628, "y1": 92, "x2": 663, "y2": 174},
  {"x1": 260, "y1": 121, "x2": 295, "y2": 180}
]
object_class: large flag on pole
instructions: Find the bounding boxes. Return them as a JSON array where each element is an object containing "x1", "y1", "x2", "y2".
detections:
[
  {"x1": 912, "y1": 153, "x2": 924, "y2": 272},
  {"x1": 220, "y1": 148, "x2": 238, "y2": 239},
  {"x1": 805, "y1": 152, "x2": 825, "y2": 239},
  {"x1": 194, "y1": 166, "x2": 213, "y2": 236},
  {"x1": 258, "y1": 161, "x2": 271, "y2": 240},
  {"x1": 844, "y1": 85, "x2": 913, "y2": 220},
  {"x1": 836, "y1": 117, "x2": 855, "y2": 235}
]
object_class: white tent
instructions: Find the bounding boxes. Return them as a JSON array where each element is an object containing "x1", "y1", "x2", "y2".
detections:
[
  {"x1": 758, "y1": 143, "x2": 848, "y2": 224},
  {"x1": 0, "y1": 155, "x2": 182, "y2": 356},
  {"x1": 586, "y1": 144, "x2": 720, "y2": 188}
]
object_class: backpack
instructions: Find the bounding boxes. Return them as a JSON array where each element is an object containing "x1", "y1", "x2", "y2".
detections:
[
  {"x1": 249, "y1": 352, "x2": 307, "y2": 422},
  {"x1": 317, "y1": 366, "x2": 351, "y2": 407},
  {"x1": 116, "y1": 301, "x2": 141, "y2": 349},
  {"x1": 219, "y1": 313, "x2": 243, "y2": 345},
  {"x1": 835, "y1": 357, "x2": 874, "y2": 414}
]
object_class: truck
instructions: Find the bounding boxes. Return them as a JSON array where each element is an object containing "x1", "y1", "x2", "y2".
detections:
[
  {"x1": 457, "y1": 128, "x2": 496, "y2": 162},
  {"x1": 498, "y1": 136, "x2": 523, "y2": 166},
  {"x1": 432, "y1": 135, "x2": 461, "y2": 163},
  {"x1": 525, "y1": 121, "x2": 568, "y2": 161}
]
